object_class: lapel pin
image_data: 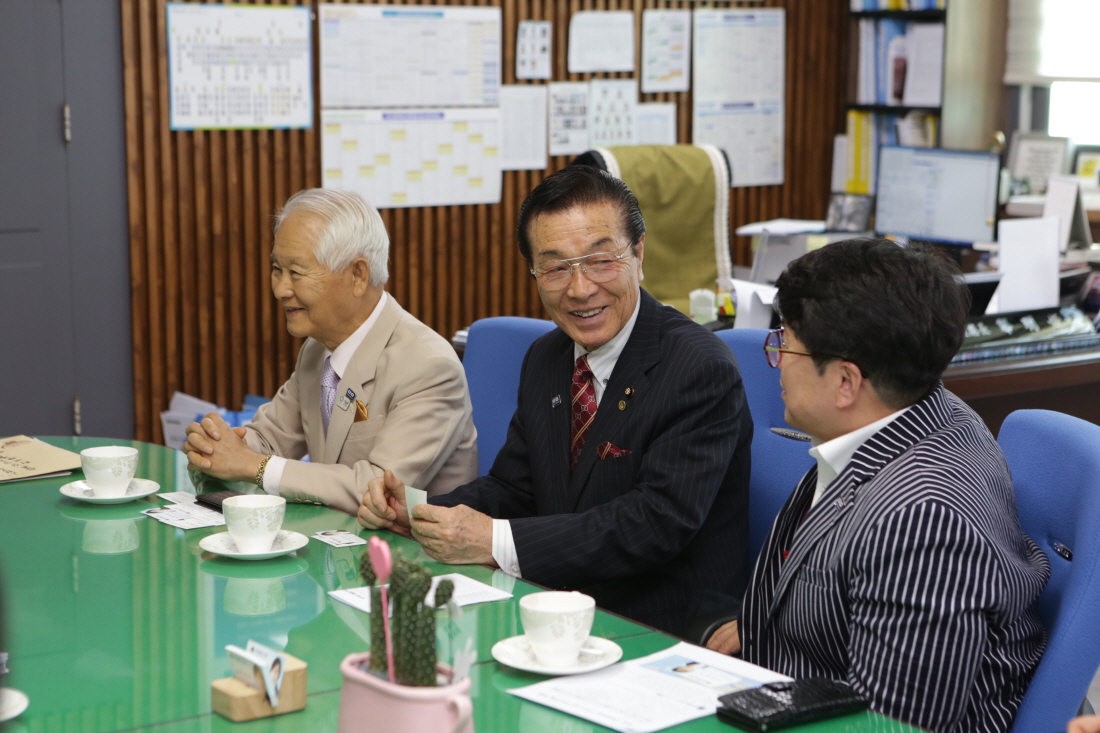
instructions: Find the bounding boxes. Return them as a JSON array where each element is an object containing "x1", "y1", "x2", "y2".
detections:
[
  {"x1": 337, "y1": 388, "x2": 356, "y2": 411},
  {"x1": 618, "y1": 400, "x2": 626, "y2": 411},
  {"x1": 551, "y1": 395, "x2": 561, "y2": 408},
  {"x1": 624, "y1": 387, "x2": 634, "y2": 396}
]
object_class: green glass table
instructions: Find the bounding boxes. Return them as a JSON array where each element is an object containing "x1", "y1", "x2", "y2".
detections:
[{"x1": 0, "y1": 438, "x2": 921, "y2": 733}]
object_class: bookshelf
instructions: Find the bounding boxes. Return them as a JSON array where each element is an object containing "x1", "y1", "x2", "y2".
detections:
[{"x1": 841, "y1": 1, "x2": 1007, "y2": 196}]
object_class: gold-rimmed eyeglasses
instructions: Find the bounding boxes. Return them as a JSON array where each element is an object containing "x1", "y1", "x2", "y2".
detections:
[{"x1": 529, "y1": 247, "x2": 633, "y2": 291}]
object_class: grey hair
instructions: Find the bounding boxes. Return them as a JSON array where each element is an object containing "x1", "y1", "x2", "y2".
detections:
[{"x1": 275, "y1": 188, "x2": 390, "y2": 287}]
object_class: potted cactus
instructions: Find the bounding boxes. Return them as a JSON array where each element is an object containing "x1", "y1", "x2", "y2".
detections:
[{"x1": 336, "y1": 539, "x2": 474, "y2": 733}]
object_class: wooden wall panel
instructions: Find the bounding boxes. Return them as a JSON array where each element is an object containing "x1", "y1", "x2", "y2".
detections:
[{"x1": 122, "y1": 0, "x2": 848, "y2": 443}]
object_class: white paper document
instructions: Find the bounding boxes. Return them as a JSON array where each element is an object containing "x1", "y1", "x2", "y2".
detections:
[
  {"x1": 548, "y1": 82, "x2": 590, "y2": 157},
  {"x1": 320, "y1": 4, "x2": 501, "y2": 108},
  {"x1": 167, "y1": 4, "x2": 312, "y2": 130},
  {"x1": 642, "y1": 10, "x2": 691, "y2": 93},
  {"x1": 404, "y1": 486, "x2": 429, "y2": 515},
  {"x1": 734, "y1": 219, "x2": 825, "y2": 237},
  {"x1": 509, "y1": 641, "x2": 789, "y2": 733},
  {"x1": 516, "y1": 20, "x2": 552, "y2": 80},
  {"x1": 635, "y1": 103, "x2": 677, "y2": 146},
  {"x1": 589, "y1": 79, "x2": 637, "y2": 148},
  {"x1": 322, "y1": 107, "x2": 502, "y2": 209},
  {"x1": 568, "y1": 11, "x2": 635, "y2": 73},
  {"x1": 997, "y1": 217, "x2": 1061, "y2": 313},
  {"x1": 902, "y1": 23, "x2": 945, "y2": 108},
  {"x1": 693, "y1": 9, "x2": 786, "y2": 187},
  {"x1": 500, "y1": 85, "x2": 548, "y2": 171},
  {"x1": 729, "y1": 280, "x2": 778, "y2": 329},
  {"x1": 329, "y1": 573, "x2": 513, "y2": 613}
]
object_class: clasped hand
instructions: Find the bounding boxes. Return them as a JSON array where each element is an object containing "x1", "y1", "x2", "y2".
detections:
[
  {"x1": 184, "y1": 412, "x2": 264, "y2": 483},
  {"x1": 358, "y1": 470, "x2": 495, "y2": 565}
]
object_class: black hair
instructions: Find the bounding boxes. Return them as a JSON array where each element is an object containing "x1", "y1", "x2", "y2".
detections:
[
  {"x1": 516, "y1": 165, "x2": 645, "y2": 263},
  {"x1": 774, "y1": 237, "x2": 970, "y2": 409}
]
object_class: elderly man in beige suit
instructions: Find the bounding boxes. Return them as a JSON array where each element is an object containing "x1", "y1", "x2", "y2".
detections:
[{"x1": 184, "y1": 188, "x2": 478, "y2": 515}]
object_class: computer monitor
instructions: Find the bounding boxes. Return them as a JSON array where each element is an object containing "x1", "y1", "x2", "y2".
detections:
[{"x1": 875, "y1": 146, "x2": 1001, "y2": 246}]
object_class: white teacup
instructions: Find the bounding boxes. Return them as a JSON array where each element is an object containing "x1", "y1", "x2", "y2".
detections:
[
  {"x1": 222, "y1": 495, "x2": 286, "y2": 554},
  {"x1": 519, "y1": 591, "x2": 595, "y2": 668},
  {"x1": 80, "y1": 446, "x2": 139, "y2": 498}
]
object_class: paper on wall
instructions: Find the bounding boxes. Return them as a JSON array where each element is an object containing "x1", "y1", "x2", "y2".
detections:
[
  {"x1": 516, "y1": 20, "x2": 552, "y2": 80},
  {"x1": 589, "y1": 79, "x2": 637, "y2": 148},
  {"x1": 500, "y1": 85, "x2": 548, "y2": 171},
  {"x1": 568, "y1": 11, "x2": 635, "y2": 73},
  {"x1": 693, "y1": 9, "x2": 786, "y2": 187},
  {"x1": 635, "y1": 103, "x2": 677, "y2": 146},
  {"x1": 641, "y1": 9, "x2": 691, "y2": 93},
  {"x1": 548, "y1": 82, "x2": 589, "y2": 157}
]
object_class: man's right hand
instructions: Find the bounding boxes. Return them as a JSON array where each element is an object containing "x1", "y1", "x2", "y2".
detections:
[
  {"x1": 705, "y1": 620, "x2": 741, "y2": 655},
  {"x1": 358, "y1": 469, "x2": 411, "y2": 537}
]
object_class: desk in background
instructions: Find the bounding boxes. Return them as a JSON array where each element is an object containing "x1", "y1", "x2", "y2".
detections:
[
  {"x1": 945, "y1": 349, "x2": 1100, "y2": 435},
  {"x1": 0, "y1": 438, "x2": 919, "y2": 733}
]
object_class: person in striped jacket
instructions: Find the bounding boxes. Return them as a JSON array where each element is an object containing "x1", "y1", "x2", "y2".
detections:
[{"x1": 707, "y1": 238, "x2": 1049, "y2": 733}]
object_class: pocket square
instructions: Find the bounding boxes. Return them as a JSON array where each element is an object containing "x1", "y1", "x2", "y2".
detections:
[
  {"x1": 353, "y1": 400, "x2": 369, "y2": 423},
  {"x1": 597, "y1": 441, "x2": 631, "y2": 459}
]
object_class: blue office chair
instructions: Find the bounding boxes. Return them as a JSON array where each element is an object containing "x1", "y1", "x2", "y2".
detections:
[
  {"x1": 463, "y1": 316, "x2": 557, "y2": 476},
  {"x1": 715, "y1": 328, "x2": 815, "y2": 564},
  {"x1": 998, "y1": 410, "x2": 1100, "y2": 732}
]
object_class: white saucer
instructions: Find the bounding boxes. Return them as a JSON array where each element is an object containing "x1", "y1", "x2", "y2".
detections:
[
  {"x1": 60, "y1": 478, "x2": 160, "y2": 505},
  {"x1": 491, "y1": 635, "x2": 622, "y2": 676},
  {"x1": 0, "y1": 688, "x2": 29, "y2": 722},
  {"x1": 199, "y1": 530, "x2": 308, "y2": 560}
]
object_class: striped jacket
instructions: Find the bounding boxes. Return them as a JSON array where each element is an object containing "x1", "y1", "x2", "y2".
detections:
[{"x1": 740, "y1": 385, "x2": 1049, "y2": 733}]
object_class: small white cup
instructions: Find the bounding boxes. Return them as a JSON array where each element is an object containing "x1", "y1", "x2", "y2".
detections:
[
  {"x1": 222, "y1": 495, "x2": 286, "y2": 554},
  {"x1": 519, "y1": 591, "x2": 595, "y2": 668},
  {"x1": 80, "y1": 446, "x2": 139, "y2": 498}
]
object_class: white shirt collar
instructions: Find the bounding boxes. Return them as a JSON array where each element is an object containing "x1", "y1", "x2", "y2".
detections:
[
  {"x1": 573, "y1": 291, "x2": 642, "y2": 404},
  {"x1": 807, "y1": 405, "x2": 910, "y2": 507},
  {"x1": 326, "y1": 291, "x2": 389, "y2": 379}
]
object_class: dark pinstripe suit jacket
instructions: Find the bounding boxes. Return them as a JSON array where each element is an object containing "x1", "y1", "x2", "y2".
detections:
[
  {"x1": 432, "y1": 290, "x2": 752, "y2": 636},
  {"x1": 740, "y1": 385, "x2": 1049, "y2": 733}
]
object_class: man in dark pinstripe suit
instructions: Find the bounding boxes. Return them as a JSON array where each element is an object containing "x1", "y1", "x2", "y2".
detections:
[
  {"x1": 359, "y1": 165, "x2": 753, "y2": 636},
  {"x1": 708, "y1": 239, "x2": 1049, "y2": 733}
]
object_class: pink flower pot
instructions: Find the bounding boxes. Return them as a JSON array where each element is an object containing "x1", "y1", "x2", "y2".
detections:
[{"x1": 337, "y1": 652, "x2": 474, "y2": 733}]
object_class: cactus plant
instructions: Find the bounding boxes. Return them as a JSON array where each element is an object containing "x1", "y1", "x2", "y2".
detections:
[{"x1": 359, "y1": 545, "x2": 454, "y2": 687}]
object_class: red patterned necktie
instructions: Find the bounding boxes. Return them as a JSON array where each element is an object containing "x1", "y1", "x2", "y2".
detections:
[{"x1": 570, "y1": 355, "x2": 597, "y2": 472}]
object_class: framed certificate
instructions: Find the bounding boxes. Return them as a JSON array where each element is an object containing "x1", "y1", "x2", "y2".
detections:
[{"x1": 1007, "y1": 132, "x2": 1069, "y2": 194}]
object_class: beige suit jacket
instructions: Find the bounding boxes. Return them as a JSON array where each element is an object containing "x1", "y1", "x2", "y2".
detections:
[{"x1": 243, "y1": 296, "x2": 478, "y2": 515}]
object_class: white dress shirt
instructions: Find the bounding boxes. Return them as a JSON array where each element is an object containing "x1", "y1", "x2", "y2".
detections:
[
  {"x1": 492, "y1": 295, "x2": 642, "y2": 577},
  {"x1": 262, "y1": 292, "x2": 389, "y2": 493},
  {"x1": 807, "y1": 404, "x2": 910, "y2": 508}
]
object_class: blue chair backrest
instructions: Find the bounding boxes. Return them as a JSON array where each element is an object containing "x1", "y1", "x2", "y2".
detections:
[
  {"x1": 999, "y1": 410, "x2": 1100, "y2": 732},
  {"x1": 716, "y1": 329, "x2": 815, "y2": 563},
  {"x1": 464, "y1": 317, "x2": 558, "y2": 476}
]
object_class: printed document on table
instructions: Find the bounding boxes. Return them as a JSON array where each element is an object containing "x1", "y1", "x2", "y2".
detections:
[
  {"x1": 635, "y1": 103, "x2": 677, "y2": 146},
  {"x1": 568, "y1": 11, "x2": 635, "y2": 73},
  {"x1": 692, "y1": 9, "x2": 786, "y2": 187},
  {"x1": 330, "y1": 573, "x2": 513, "y2": 613},
  {"x1": 642, "y1": 10, "x2": 691, "y2": 93},
  {"x1": 548, "y1": 82, "x2": 589, "y2": 157},
  {"x1": 589, "y1": 79, "x2": 637, "y2": 148},
  {"x1": 516, "y1": 20, "x2": 552, "y2": 80},
  {"x1": 322, "y1": 108, "x2": 502, "y2": 209},
  {"x1": 509, "y1": 641, "x2": 790, "y2": 733},
  {"x1": 320, "y1": 4, "x2": 501, "y2": 108},
  {"x1": 167, "y1": 4, "x2": 312, "y2": 130},
  {"x1": 500, "y1": 85, "x2": 548, "y2": 171}
]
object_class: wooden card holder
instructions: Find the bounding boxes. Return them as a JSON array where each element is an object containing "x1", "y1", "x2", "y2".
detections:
[{"x1": 211, "y1": 653, "x2": 308, "y2": 722}]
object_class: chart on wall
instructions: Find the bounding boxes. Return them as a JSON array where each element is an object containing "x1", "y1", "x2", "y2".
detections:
[
  {"x1": 166, "y1": 3, "x2": 312, "y2": 130},
  {"x1": 320, "y1": 4, "x2": 501, "y2": 108},
  {"x1": 322, "y1": 108, "x2": 502, "y2": 209},
  {"x1": 692, "y1": 9, "x2": 785, "y2": 187}
]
